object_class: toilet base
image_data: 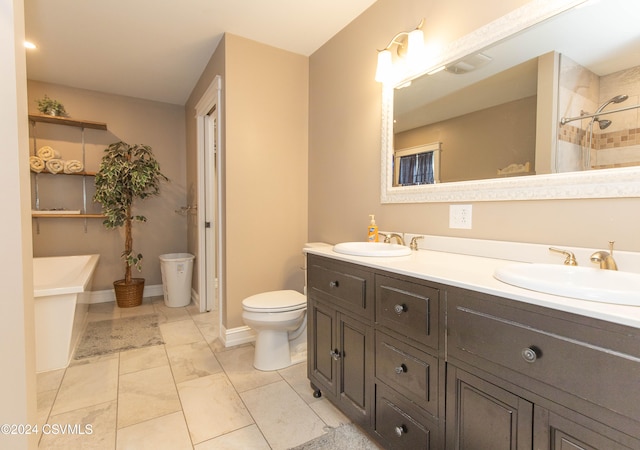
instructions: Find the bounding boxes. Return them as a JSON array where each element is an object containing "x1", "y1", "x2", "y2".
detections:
[{"x1": 253, "y1": 329, "x2": 292, "y2": 371}]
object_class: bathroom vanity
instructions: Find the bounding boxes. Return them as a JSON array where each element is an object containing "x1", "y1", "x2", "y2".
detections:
[{"x1": 305, "y1": 246, "x2": 640, "y2": 449}]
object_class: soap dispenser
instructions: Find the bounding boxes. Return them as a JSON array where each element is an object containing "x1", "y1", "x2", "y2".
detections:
[{"x1": 367, "y1": 214, "x2": 379, "y2": 242}]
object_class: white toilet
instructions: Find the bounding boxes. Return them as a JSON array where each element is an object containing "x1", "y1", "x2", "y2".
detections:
[{"x1": 242, "y1": 289, "x2": 307, "y2": 371}]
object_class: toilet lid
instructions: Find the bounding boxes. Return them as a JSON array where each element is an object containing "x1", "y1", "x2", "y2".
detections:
[{"x1": 242, "y1": 290, "x2": 307, "y2": 312}]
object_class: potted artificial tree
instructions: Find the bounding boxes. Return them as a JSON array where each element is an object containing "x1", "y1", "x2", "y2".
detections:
[{"x1": 94, "y1": 141, "x2": 168, "y2": 308}]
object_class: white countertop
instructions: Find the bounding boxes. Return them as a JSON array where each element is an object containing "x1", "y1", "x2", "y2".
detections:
[{"x1": 305, "y1": 244, "x2": 640, "y2": 329}]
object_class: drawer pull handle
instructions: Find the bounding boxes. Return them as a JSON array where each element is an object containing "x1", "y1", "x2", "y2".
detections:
[
  {"x1": 521, "y1": 347, "x2": 540, "y2": 363},
  {"x1": 394, "y1": 424, "x2": 407, "y2": 437},
  {"x1": 329, "y1": 349, "x2": 341, "y2": 360},
  {"x1": 329, "y1": 281, "x2": 339, "y2": 288},
  {"x1": 395, "y1": 364, "x2": 407, "y2": 374},
  {"x1": 394, "y1": 304, "x2": 407, "y2": 314}
]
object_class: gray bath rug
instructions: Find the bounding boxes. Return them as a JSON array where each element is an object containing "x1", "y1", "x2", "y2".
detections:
[
  {"x1": 74, "y1": 314, "x2": 164, "y2": 359},
  {"x1": 289, "y1": 424, "x2": 382, "y2": 450}
]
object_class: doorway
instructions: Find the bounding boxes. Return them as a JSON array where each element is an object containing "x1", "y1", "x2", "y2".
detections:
[{"x1": 195, "y1": 76, "x2": 223, "y2": 320}]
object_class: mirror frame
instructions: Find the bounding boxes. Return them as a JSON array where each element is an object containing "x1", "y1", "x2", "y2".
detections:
[{"x1": 381, "y1": 0, "x2": 640, "y2": 203}]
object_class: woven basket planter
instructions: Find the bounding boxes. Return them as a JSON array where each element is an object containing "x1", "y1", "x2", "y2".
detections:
[{"x1": 114, "y1": 278, "x2": 145, "y2": 308}]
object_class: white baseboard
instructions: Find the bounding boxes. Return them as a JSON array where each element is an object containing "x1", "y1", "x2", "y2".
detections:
[
  {"x1": 220, "y1": 324, "x2": 255, "y2": 348},
  {"x1": 84, "y1": 284, "x2": 164, "y2": 304}
]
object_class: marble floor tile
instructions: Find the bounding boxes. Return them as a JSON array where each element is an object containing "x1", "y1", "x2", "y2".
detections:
[
  {"x1": 194, "y1": 424, "x2": 270, "y2": 449},
  {"x1": 278, "y1": 361, "x2": 321, "y2": 405},
  {"x1": 36, "y1": 389, "x2": 57, "y2": 432},
  {"x1": 214, "y1": 345, "x2": 282, "y2": 393},
  {"x1": 116, "y1": 411, "x2": 192, "y2": 450},
  {"x1": 241, "y1": 380, "x2": 326, "y2": 450},
  {"x1": 118, "y1": 303, "x2": 156, "y2": 318},
  {"x1": 159, "y1": 319, "x2": 204, "y2": 346},
  {"x1": 39, "y1": 400, "x2": 117, "y2": 450},
  {"x1": 153, "y1": 302, "x2": 191, "y2": 324},
  {"x1": 51, "y1": 357, "x2": 119, "y2": 416},
  {"x1": 189, "y1": 309, "x2": 216, "y2": 327},
  {"x1": 195, "y1": 323, "x2": 219, "y2": 344},
  {"x1": 86, "y1": 302, "x2": 121, "y2": 322},
  {"x1": 177, "y1": 372, "x2": 254, "y2": 444},
  {"x1": 309, "y1": 398, "x2": 351, "y2": 428},
  {"x1": 37, "y1": 368, "x2": 65, "y2": 393},
  {"x1": 165, "y1": 340, "x2": 222, "y2": 384},
  {"x1": 117, "y1": 365, "x2": 181, "y2": 429},
  {"x1": 119, "y1": 345, "x2": 168, "y2": 375}
]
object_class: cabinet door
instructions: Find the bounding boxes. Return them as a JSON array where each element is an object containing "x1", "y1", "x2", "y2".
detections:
[
  {"x1": 447, "y1": 366, "x2": 533, "y2": 450},
  {"x1": 533, "y1": 406, "x2": 637, "y2": 450},
  {"x1": 338, "y1": 312, "x2": 373, "y2": 428},
  {"x1": 308, "y1": 299, "x2": 337, "y2": 398}
]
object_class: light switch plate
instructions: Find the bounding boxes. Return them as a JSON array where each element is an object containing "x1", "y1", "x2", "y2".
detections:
[{"x1": 450, "y1": 204, "x2": 472, "y2": 229}]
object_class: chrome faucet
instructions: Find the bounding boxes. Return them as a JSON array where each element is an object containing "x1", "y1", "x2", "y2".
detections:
[
  {"x1": 590, "y1": 241, "x2": 618, "y2": 270},
  {"x1": 383, "y1": 233, "x2": 405, "y2": 246}
]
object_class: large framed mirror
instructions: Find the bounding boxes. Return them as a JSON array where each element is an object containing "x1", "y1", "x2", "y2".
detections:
[{"x1": 381, "y1": 0, "x2": 640, "y2": 203}]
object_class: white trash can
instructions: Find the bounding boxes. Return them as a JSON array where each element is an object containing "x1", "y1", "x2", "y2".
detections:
[{"x1": 159, "y1": 253, "x2": 195, "y2": 307}]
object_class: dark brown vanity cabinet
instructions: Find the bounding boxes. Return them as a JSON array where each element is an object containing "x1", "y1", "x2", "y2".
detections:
[
  {"x1": 307, "y1": 254, "x2": 443, "y2": 448},
  {"x1": 307, "y1": 255, "x2": 374, "y2": 429},
  {"x1": 373, "y1": 274, "x2": 443, "y2": 449},
  {"x1": 307, "y1": 255, "x2": 640, "y2": 449},
  {"x1": 446, "y1": 287, "x2": 640, "y2": 450}
]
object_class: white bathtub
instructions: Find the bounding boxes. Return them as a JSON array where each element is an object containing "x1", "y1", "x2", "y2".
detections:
[{"x1": 33, "y1": 254, "x2": 100, "y2": 372}]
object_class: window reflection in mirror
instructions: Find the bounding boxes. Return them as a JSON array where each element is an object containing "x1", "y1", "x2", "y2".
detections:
[{"x1": 393, "y1": 142, "x2": 441, "y2": 186}]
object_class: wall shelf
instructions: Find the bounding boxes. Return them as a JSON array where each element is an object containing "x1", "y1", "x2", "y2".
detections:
[
  {"x1": 34, "y1": 170, "x2": 98, "y2": 176},
  {"x1": 29, "y1": 114, "x2": 108, "y2": 232},
  {"x1": 28, "y1": 114, "x2": 107, "y2": 130},
  {"x1": 31, "y1": 213, "x2": 105, "y2": 219}
]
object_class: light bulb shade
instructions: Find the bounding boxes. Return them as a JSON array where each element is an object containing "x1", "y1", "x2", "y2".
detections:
[
  {"x1": 375, "y1": 50, "x2": 393, "y2": 83},
  {"x1": 406, "y1": 29, "x2": 424, "y2": 61}
]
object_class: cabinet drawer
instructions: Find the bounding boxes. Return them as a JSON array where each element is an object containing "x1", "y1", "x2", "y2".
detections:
[
  {"x1": 448, "y1": 291, "x2": 640, "y2": 423},
  {"x1": 375, "y1": 382, "x2": 438, "y2": 449},
  {"x1": 307, "y1": 255, "x2": 373, "y2": 319},
  {"x1": 375, "y1": 331, "x2": 438, "y2": 416},
  {"x1": 376, "y1": 275, "x2": 439, "y2": 348}
]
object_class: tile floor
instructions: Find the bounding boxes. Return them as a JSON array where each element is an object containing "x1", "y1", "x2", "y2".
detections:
[{"x1": 35, "y1": 296, "x2": 377, "y2": 449}]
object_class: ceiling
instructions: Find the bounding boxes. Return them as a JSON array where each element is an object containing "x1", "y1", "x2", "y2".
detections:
[{"x1": 24, "y1": 0, "x2": 377, "y2": 105}]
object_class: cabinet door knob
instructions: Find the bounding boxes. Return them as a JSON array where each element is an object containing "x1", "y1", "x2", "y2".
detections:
[
  {"x1": 521, "y1": 347, "x2": 540, "y2": 363},
  {"x1": 329, "y1": 280, "x2": 339, "y2": 288},
  {"x1": 394, "y1": 424, "x2": 407, "y2": 437},
  {"x1": 394, "y1": 304, "x2": 407, "y2": 314},
  {"x1": 394, "y1": 364, "x2": 407, "y2": 374},
  {"x1": 329, "y1": 349, "x2": 341, "y2": 360}
]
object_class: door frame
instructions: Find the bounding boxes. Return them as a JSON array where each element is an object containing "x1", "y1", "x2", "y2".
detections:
[{"x1": 195, "y1": 75, "x2": 224, "y2": 316}]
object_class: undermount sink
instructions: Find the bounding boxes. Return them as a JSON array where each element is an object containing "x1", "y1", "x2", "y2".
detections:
[
  {"x1": 333, "y1": 241, "x2": 412, "y2": 257},
  {"x1": 494, "y1": 263, "x2": 640, "y2": 305}
]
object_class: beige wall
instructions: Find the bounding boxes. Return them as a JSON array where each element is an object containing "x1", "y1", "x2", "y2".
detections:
[
  {"x1": 2, "y1": 0, "x2": 37, "y2": 447},
  {"x1": 186, "y1": 34, "x2": 309, "y2": 329},
  {"x1": 308, "y1": 0, "x2": 640, "y2": 252},
  {"x1": 28, "y1": 81, "x2": 187, "y2": 290},
  {"x1": 395, "y1": 96, "x2": 537, "y2": 183}
]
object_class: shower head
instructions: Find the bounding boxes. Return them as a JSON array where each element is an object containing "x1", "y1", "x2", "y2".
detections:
[
  {"x1": 595, "y1": 118, "x2": 612, "y2": 130},
  {"x1": 595, "y1": 94, "x2": 629, "y2": 114}
]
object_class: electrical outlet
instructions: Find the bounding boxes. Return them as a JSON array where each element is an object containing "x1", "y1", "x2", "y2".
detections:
[{"x1": 449, "y1": 204, "x2": 472, "y2": 229}]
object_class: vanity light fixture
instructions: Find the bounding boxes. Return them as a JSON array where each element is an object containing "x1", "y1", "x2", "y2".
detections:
[
  {"x1": 24, "y1": 41, "x2": 37, "y2": 49},
  {"x1": 375, "y1": 18, "x2": 425, "y2": 83}
]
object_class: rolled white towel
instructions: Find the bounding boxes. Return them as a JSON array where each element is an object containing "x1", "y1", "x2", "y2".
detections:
[
  {"x1": 37, "y1": 145, "x2": 61, "y2": 161},
  {"x1": 29, "y1": 155, "x2": 45, "y2": 173},
  {"x1": 45, "y1": 158, "x2": 64, "y2": 174},
  {"x1": 63, "y1": 159, "x2": 84, "y2": 174}
]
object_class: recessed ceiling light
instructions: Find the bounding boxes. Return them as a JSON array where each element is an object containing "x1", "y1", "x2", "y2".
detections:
[{"x1": 24, "y1": 41, "x2": 37, "y2": 49}]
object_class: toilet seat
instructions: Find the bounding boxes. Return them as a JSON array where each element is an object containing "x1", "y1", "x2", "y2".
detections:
[{"x1": 242, "y1": 290, "x2": 306, "y2": 313}]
